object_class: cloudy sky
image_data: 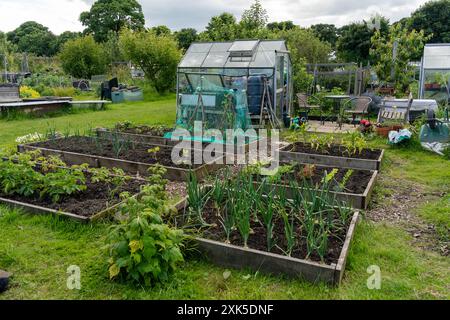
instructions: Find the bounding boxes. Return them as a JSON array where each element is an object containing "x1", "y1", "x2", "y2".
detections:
[{"x1": 0, "y1": 0, "x2": 429, "y2": 34}]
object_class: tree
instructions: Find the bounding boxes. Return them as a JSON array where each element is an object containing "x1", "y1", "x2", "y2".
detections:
[
  {"x1": 277, "y1": 28, "x2": 332, "y2": 92},
  {"x1": 371, "y1": 24, "x2": 431, "y2": 93},
  {"x1": 200, "y1": 13, "x2": 240, "y2": 41},
  {"x1": 59, "y1": 36, "x2": 107, "y2": 79},
  {"x1": 119, "y1": 29, "x2": 181, "y2": 93},
  {"x1": 310, "y1": 24, "x2": 338, "y2": 48},
  {"x1": 7, "y1": 21, "x2": 57, "y2": 56},
  {"x1": 409, "y1": 0, "x2": 450, "y2": 43},
  {"x1": 54, "y1": 31, "x2": 81, "y2": 53},
  {"x1": 0, "y1": 31, "x2": 18, "y2": 72},
  {"x1": 174, "y1": 28, "x2": 198, "y2": 51},
  {"x1": 267, "y1": 21, "x2": 295, "y2": 32},
  {"x1": 80, "y1": 0, "x2": 145, "y2": 42},
  {"x1": 336, "y1": 16, "x2": 389, "y2": 64},
  {"x1": 280, "y1": 28, "x2": 331, "y2": 64},
  {"x1": 151, "y1": 25, "x2": 172, "y2": 37},
  {"x1": 240, "y1": 0, "x2": 269, "y2": 38}
]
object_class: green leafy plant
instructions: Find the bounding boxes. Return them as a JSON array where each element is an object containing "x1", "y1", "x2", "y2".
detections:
[
  {"x1": 147, "y1": 146, "x2": 161, "y2": 161},
  {"x1": 321, "y1": 168, "x2": 339, "y2": 186},
  {"x1": 107, "y1": 204, "x2": 184, "y2": 286},
  {"x1": 0, "y1": 154, "x2": 88, "y2": 203},
  {"x1": 89, "y1": 167, "x2": 131, "y2": 199},
  {"x1": 0, "y1": 160, "x2": 42, "y2": 197},
  {"x1": 341, "y1": 132, "x2": 368, "y2": 156},
  {"x1": 309, "y1": 133, "x2": 332, "y2": 154},
  {"x1": 266, "y1": 163, "x2": 295, "y2": 183},
  {"x1": 40, "y1": 168, "x2": 86, "y2": 203},
  {"x1": 338, "y1": 169, "x2": 354, "y2": 192},
  {"x1": 106, "y1": 163, "x2": 184, "y2": 286}
]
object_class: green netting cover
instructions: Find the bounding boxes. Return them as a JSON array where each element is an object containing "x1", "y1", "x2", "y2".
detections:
[{"x1": 170, "y1": 74, "x2": 253, "y2": 143}]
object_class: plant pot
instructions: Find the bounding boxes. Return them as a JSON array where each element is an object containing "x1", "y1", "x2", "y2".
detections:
[
  {"x1": 0, "y1": 270, "x2": 11, "y2": 293},
  {"x1": 375, "y1": 125, "x2": 403, "y2": 138}
]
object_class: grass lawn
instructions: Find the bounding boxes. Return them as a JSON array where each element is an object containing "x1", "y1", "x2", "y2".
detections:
[
  {"x1": 0, "y1": 99, "x2": 449, "y2": 300},
  {"x1": 0, "y1": 95, "x2": 176, "y2": 150}
]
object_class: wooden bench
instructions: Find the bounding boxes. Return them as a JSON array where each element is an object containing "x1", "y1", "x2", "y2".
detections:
[
  {"x1": 0, "y1": 100, "x2": 71, "y2": 115},
  {"x1": 0, "y1": 85, "x2": 21, "y2": 103},
  {"x1": 69, "y1": 100, "x2": 111, "y2": 110},
  {"x1": 377, "y1": 95, "x2": 413, "y2": 125},
  {"x1": 0, "y1": 99, "x2": 111, "y2": 115}
]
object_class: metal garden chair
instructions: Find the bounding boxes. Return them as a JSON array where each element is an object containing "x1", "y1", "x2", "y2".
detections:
[
  {"x1": 297, "y1": 93, "x2": 322, "y2": 122},
  {"x1": 343, "y1": 96, "x2": 372, "y2": 126}
]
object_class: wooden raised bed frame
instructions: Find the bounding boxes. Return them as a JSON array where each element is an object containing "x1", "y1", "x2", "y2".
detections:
[
  {"x1": 176, "y1": 199, "x2": 359, "y2": 286},
  {"x1": 279, "y1": 144, "x2": 385, "y2": 171},
  {"x1": 96, "y1": 127, "x2": 169, "y2": 146},
  {"x1": 0, "y1": 193, "x2": 134, "y2": 223},
  {"x1": 254, "y1": 170, "x2": 378, "y2": 210},
  {"x1": 0, "y1": 179, "x2": 187, "y2": 223},
  {"x1": 17, "y1": 141, "x2": 225, "y2": 181}
]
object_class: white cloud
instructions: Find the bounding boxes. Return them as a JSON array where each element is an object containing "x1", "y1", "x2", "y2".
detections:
[
  {"x1": 0, "y1": 0, "x2": 90, "y2": 34},
  {"x1": 0, "y1": 0, "x2": 430, "y2": 34}
]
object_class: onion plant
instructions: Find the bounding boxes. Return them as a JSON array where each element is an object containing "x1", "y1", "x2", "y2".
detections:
[
  {"x1": 257, "y1": 180, "x2": 275, "y2": 251},
  {"x1": 233, "y1": 190, "x2": 251, "y2": 248},
  {"x1": 218, "y1": 206, "x2": 235, "y2": 244},
  {"x1": 110, "y1": 132, "x2": 131, "y2": 158},
  {"x1": 186, "y1": 171, "x2": 208, "y2": 225},
  {"x1": 228, "y1": 174, "x2": 251, "y2": 248},
  {"x1": 279, "y1": 209, "x2": 295, "y2": 257}
]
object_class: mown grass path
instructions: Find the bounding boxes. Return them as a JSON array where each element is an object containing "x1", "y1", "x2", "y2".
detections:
[{"x1": 0, "y1": 100, "x2": 449, "y2": 299}]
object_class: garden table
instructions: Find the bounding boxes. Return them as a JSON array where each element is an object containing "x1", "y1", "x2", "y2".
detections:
[{"x1": 324, "y1": 95, "x2": 350, "y2": 129}]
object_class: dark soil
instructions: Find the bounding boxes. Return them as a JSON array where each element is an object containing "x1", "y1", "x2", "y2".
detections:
[
  {"x1": 284, "y1": 142, "x2": 382, "y2": 160},
  {"x1": 197, "y1": 201, "x2": 350, "y2": 265},
  {"x1": 0, "y1": 176, "x2": 145, "y2": 217},
  {"x1": 117, "y1": 125, "x2": 171, "y2": 136},
  {"x1": 31, "y1": 136, "x2": 211, "y2": 169},
  {"x1": 261, "y1": 163, "x2": 373, "y2": 194}
]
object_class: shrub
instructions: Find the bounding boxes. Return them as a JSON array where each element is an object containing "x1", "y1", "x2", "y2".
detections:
[
  {"x1": 22, "y1": 73, "x2": 72, "y2": 89},
  {"x1": 52, "y1": 87, "x2": 76, "y2": 97},
  {"x1": 106, "y1": 165, "x2": 184, "y2": 286},
  {"x1": 19, "y1": 86, "x2": 40, "y2": 99},
  {"x1": 119, "y1": 29, "x2": 181, "y2": 93},
  {"x1": 59, "y1": 35, "x2": 107, "y2": 79}
]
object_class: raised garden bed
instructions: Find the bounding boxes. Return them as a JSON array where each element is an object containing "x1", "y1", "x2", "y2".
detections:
[
  {"x1": 0, "y1": 171, "x2": 145, "y2": 223},
  {"x1": 96, "y1": 127, "x2": 263, "y2": 154},
  {"x1": 18, "y1": 136, "x2": 225, "y2": 181},
  {"x1": 96, "y1": 127, "x2": 172, "y2": 146},
  {"x1": 280, "y1": 142, "x2": 384, "y2": 171},
  {"x1": 252, "y1": 163, "x2": 378, "y2": 209},
  {"x1": 177, "y1": 197, "x2": 359, "y2": 285}
]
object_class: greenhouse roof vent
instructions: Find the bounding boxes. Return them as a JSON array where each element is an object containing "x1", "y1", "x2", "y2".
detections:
[{"x1": 228, "y1": 40, "x2": 260, "y2": 57}]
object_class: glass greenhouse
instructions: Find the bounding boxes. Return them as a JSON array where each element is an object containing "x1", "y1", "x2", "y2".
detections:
[
  {"x1": 419, "y1": 44, "x2": 450, "y2": 103},
  {"x1": 175, "y1": 40, "x2": 293, "y2": 133}
]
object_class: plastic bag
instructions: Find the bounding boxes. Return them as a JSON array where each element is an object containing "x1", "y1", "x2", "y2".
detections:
[{"x1": 388, "y1": 129, "x2": 412, "y2": 144}]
